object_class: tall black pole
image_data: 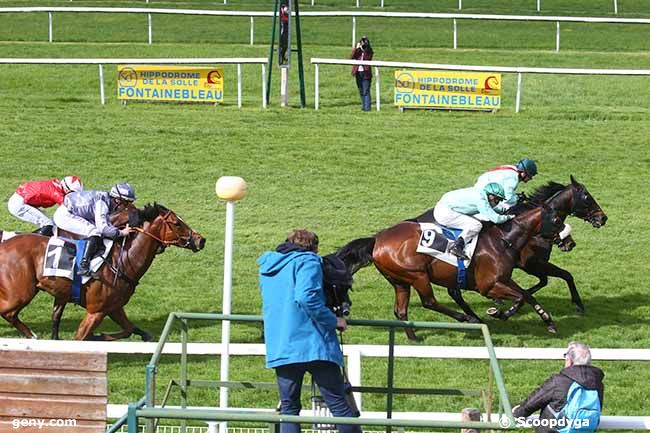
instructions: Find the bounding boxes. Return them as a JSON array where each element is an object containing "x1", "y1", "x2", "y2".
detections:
[
  {"x1": 294, "y1": 0, "x2": 306, "y2": 108},
  {"x1": 266, "y1": 0, "x2": 279, "y2": 106}
]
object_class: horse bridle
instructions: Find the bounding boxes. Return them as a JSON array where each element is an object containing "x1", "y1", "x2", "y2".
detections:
[{"x1": 132, "y1": 210, "x2": 196, "y2": 249}]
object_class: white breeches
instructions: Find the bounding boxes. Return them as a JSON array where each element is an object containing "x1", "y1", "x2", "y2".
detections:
[
  {"x1": 7, "y1": 193, "x2": 53, "y2": 227},
  {"x1": 53, "y1": 206, "x2": 100, "y2": 237},
  {"x1": 433, "y1": 202, "x2": 483, "y2": 242}
]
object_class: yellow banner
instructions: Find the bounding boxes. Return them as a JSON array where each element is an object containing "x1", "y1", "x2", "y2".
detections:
[
  {"x1": 394, "y1": 70, "x2": 501, "y2": 111},
  {"x1": 117, "y1": 65, "x2": 224, "y2": 103}
]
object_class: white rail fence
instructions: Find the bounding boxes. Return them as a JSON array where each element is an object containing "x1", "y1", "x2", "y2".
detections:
[
  {"x1": 1, "y1": 338, "x2": 649, "y2": 429},
  {"x1": 0, "y1": 57, "x2": 268, "y2": 108},
  {"x1": 0, "y1": 8, "x2": 647, "y2": 49},
  {"x1": 311, "y1": 57, "x2": 650, "y2": 113}
]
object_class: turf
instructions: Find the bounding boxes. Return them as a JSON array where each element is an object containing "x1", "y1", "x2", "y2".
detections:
[{"x1": 0, "y1": 0, "x2": 649, "y2": 422}]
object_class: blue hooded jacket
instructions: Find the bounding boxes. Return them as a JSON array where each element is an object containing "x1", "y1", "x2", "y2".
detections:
[{"x1": 258, "y1": 247, "x2": 343, "y2": 369}]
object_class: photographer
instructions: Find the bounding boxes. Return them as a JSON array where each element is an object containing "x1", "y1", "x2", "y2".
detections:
[
  {"x1": 350, "y1": 35, "x2": 374, "y2": 112},
  {"x1": 258, "y1": 229, "x2": 361, "y2": 433}
]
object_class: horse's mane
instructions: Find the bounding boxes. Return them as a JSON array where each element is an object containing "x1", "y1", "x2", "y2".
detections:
[
  {"x1": 509, "y1": 181, "x2": 565, "y2": 214},
  {"x1": 140, "y1": 202, "x2": 169, "y2": 222}
]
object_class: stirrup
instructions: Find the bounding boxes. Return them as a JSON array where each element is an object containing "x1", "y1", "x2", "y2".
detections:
[
  {"x1": 77, "y1": 261, "x2": 91, "y2": 276},
  {"x1": 449, "y1": 242, "x2": 469, "y2": 261}
]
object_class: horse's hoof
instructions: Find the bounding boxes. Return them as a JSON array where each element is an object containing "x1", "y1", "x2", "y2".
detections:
[
  {"x1": 575, "y1": 305, "x2": 585, "y2": 315},
  {"x1": 465, "y1": 315, "x2": 483, "y2": 324},
  {"x1": 547, "y1": 324, "x2": 558, "y2": 334},
  {"x1": 141, "y1": 332, "x2": 154, "y2": 342}
]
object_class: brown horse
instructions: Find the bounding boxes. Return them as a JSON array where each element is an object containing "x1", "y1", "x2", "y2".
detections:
[
  {"x1": 337, "y1": 202, "x2": 565, "y2": 340},
  {"x1": 497, "y1": 176, "x2": 607, "y2": 317},
  {"x1": 0, "y1": 203, "x2": 205, "y2": 341}
]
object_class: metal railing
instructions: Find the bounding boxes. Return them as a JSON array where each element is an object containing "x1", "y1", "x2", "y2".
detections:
[
  {"x1": 115, "y1": 313, "x2": 514, "y2": 433},
  {"x1": 0, "y1": 57, "x2": 267, "y2": 108},
  {"x1": 311, "y1": 57, "x2": 650, "y2": 113}
]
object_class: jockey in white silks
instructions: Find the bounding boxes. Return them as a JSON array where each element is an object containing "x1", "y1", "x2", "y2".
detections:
[
  {"x1": 433, "y1": 182, "x2": 513, "y2": 261},
  {"x1": 53, "y1": 183, "x2": 136, "y2": 276},
  {"x1": 474, "y1": 158, "x2": 538, "y2": 212}
]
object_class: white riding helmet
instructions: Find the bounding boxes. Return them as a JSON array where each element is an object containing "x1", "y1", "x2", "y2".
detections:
[
  {"x1": 109, "y1": 183, "x2": 137, "y2": 202},
  {"x1": 60, "y1": 176, "x2": 84, "y2": 194}
]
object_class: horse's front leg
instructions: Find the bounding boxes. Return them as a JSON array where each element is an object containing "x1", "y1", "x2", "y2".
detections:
[
  {"x1": 446, "y1": 287, "x2": 482, "y2": 323},
  {"x1": 75, "y1": 311, "x2": 106, "y2": 340},
  {"x1": 51, "y1": 300, "x2": 66, "y2": 340},
  {"x1": 488, "y1": 280, "x2": 557, "y2": 333},
  {"x1": 106, "y1": 307, "x2": 153, "y2": 342}
]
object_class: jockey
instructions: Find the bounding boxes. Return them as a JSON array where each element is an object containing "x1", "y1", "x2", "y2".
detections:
[
  {"x1": 7, "y1": 176, "x2": 83, "y2": 236},
  {"x1": 433, "y1": 182, "x2": 513, "y2": 260},
  {"x1": 52, "y1": 183, "x2": 136, "y2": 276},
  {"x1": 474, "y1": 158, "x2": 538, "y2": 210}
]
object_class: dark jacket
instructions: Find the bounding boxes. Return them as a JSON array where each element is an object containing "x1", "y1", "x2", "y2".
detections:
[
  {"x1": 513, "y1": 365, "x2": 605, "y2": 433},
  {"x1": 351, "y1": 47, "x2": 373, "y2": 79}
]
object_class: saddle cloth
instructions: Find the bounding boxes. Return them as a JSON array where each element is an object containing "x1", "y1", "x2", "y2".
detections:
[
  {"x1": 415, "y1": 222, "x2": 478, "y2": 267},
  {"x1": 43, "y1": 237, "x2": 114, "y2": 302},
  {"x1": 0, "y1": 231, "x2": 17, "y2": 242}
]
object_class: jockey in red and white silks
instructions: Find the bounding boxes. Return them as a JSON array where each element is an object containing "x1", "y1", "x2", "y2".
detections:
[{"x1": 7, "y1": 176, "x2": 83, "y2": 236}]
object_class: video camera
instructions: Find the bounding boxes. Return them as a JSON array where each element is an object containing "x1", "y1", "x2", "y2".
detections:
[
  {"x1": 359, "y1": 36, "x2": 370, "y2": 51},
  {"x1": 321, "y1": 254, "x2": 353, "y2": 317}
]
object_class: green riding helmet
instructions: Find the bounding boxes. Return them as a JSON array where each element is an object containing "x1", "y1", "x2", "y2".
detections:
[
  {"x1": 516, "y1": 158, "x2": 538, "y2": 177},
  {"x1": 484, "y1": 182, "x2": 506, "y2": 200}
]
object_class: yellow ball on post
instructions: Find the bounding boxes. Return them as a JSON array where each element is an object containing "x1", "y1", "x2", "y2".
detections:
[{"x1": 215, "y1": 176, "x2": 247, "y2": 201}]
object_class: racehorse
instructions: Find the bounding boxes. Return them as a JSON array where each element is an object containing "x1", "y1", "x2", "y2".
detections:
[
  {"x1": 0, "y1": 203, "x2": 205, "y2": 341},
  {"x1": 337, "y1": 203, "x2": 565, "y2": 340},
  {"x1": 495, "y1": 176, "x2": 607, "y2": 317},
  {"x1": 0, "y1": 205, "x2": 138, "y2": 339}
]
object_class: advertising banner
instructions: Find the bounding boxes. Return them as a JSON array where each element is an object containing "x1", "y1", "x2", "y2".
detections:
[
  {"x1": 394, "y1": 70, "x2": 501, "y2": 111},
  {"x1": 117, "y1": 65, "x2": 224, "y2": 103}
]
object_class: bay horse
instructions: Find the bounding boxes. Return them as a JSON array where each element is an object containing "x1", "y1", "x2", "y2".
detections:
[
  {"x1": 0, "y1": 203, "x2": 205, "y2": 341},
  {"x1": 337, "y1": 202, "x2": 565, "y2": 340},
  {"x1": 496, "y1": 176, "x2": 607, "y2": 317}
]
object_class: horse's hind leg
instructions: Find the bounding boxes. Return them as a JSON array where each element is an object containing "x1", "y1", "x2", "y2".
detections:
[
  {"x1": 446, "y1": 288, "x2": 482, "y2": 323},
  {"x1": 74, "y1": 311, "x2": 106, "y2": 340},
  {"x1": 51, "y1": 300, "x2": 66, "y2": 340},
  {"x1": 1, "y1": 309, "x2": 38, "y2": 339},
  {"x1": 391, "y1": 283, "x2": 418, "y2": 341},
  {"x1": 104, "y1": 307, "x2": 153, "y2": 342},
  {"x1": 412, "y1": 277, "x2": 468, "y2": 323},
  {"x1": 528, "y1": 261, "x2": 583, "y2": 314}
]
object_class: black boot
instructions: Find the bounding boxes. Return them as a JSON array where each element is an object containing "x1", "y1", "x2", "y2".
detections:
[
  {"x1": 449, "y1": 237, "x2": 470, "y2": 261},
  {"x1": 77, "y1": 236, "x2": 102, "y2": 276},
  {"x1": 33, "y1": 225, "x2": 54, "y2": 237}
]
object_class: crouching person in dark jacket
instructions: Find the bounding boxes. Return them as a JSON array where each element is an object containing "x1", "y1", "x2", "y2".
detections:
[
  {"x1": 513, "y1": 341, "x2": 604, "y2": 433},
  {"x1": 258, "y1": 229, "x2": 362, "y2": 433}
]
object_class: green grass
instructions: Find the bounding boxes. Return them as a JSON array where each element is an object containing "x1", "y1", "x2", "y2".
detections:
[{"x1": 0, "y1": 0, "x2": 649, "y2": 423}]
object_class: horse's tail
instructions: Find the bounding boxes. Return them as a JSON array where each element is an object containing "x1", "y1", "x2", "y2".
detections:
[{"x1": 336, "y1": 237, "x2": 376, "y2": 275}]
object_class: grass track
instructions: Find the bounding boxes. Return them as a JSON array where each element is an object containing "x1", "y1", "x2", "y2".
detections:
[{"x1": 0, "y1": 0, "x2": 649, "y2": 422}]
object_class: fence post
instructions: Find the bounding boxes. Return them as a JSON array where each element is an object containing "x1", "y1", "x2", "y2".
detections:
[
  {"x1": 148, "y1": 13, "x2": 152, "y2": 45},
  {"x1": 314, "y1": 63, "x2": 320, "y2": 110},
  {"x1": 127, "y1": 402, "x2": 139, "y2": 433},
  {"x1": 555, "y1": 21, "x2": 560, "y2": 52},
  {"x1": 458, "y1": 0, "x2": 462, "y2": 10},
  {"x1": 536, "y1": 0, "x2": 541, "y2": 12},
  {"x1": 99, "y1": 64, "x2": 105, "y2": 105},
  {"x1": 614, "y1": 0, "x2": 618, "y2": 14},
  {"x1": 237, "y1": 63, "x2": 242, "y2": 108},
  {"x1": 262, "y1": 64, "x2": 267, "y2": 108},
  {"x1": 515, "y1": 72, "x2": 522, "y2": 113},
  {"x1": 48, "y1": 12, "x2": 53, "y2": 42},
  {"x1": 374, "y1": 66, "x2": 380, "y2": 111},
  {"x1": 250, "y1": 17, "x2": 254, "y2": 46},
  {"x1": 453, "y1": 19, "x2": 458, "y2": 49},
  {"x1": 347, "y1": 348, "x2": 362, "y2": 410},
  {"x1": 352, "y1": 17, "x2": 357, "y2": 48}
]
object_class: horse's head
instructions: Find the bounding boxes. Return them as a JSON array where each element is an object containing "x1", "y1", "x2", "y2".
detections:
[
  {"x1": 321, "y1": 253, "x2": 353, "y2": 317},
  {"x1": 138, "y1": 203, "x2": 206, "y2": 252},
  {"x1": 568, "y1": 175, "x2": 607, "y2": 228}
]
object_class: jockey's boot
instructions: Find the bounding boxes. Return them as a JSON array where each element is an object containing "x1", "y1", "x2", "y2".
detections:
[
  {"x1": 33, "y1": 225, "x2": 54, "y2": 237},
  {"x1": 449, "y1": 237, "x2": 470, "y2": 261},
  {"x1": 77, "y1": 236, "x2": 102, "y2": 276}
]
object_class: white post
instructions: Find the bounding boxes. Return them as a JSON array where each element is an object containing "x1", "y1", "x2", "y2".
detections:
[
  {"x1": 311, "y1": 0, "x2": 314, "y2": 6},
  {"x1": 374, "y1": 66, "x2": 380, "y2": 112},
  {"x1": 515, "y1": 72, "x2": 522, "y2": 113},
  {"x1": 48, "y1": 12, "x2": 53, "y2": 43},
  {"x1": 315, "y1": 64, "x2": 320, "y2": 111},
  {"x1": 356, "y1": 0, "x2": 359, "y2": 7},
  {"x1": 215, "y1": 176, "x2": 247, "y2": 433},
  {"x1": 380, "y1": 0, "x2": 384, "y2": 7},
  {"x1": 453, "y1": 18, "x2": 458, "y2": 49},
  {"x1": 347, "y1": 349, "x2": 362, "y2": 411},
  {"x1": 537, "y1": 0, "x2": 541, "y2": 12},
  {"x1": 614, "y1": 0, "x2": 618, "y2": 14},
  {"x1": 237, "y1": 64, "x2": 242, "y2": 108},
  {"x1": 99, "y1": 64, "x2": 105, "y2": 105},
  {"x1": 148, "y1": 13, "x2": 152, "y2": 45},
  {"x1": 352, "y1": 17, "x2": 356, "y2": 48},
  {"x1": 262, "y1": 64, "x2": 267, "y2": 109},
  {"x1": 555, "y1": 21, "x2": 560, "y2": 52},
  {"x1": 458, "y1": 0, "x2": 462, "y2": 10},
  {"x1": 250, "y1": 17, "x2": 254, "y2": 46},
  {"x1": 280, "y1": 67, "x2": 288, "y2": 107}
]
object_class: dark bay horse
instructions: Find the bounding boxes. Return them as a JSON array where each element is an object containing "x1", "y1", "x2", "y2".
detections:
[
  {"x1": 500, "y1": 176, "x2": 607, "y2": 317},
  {"x1": 0, "y1": 203, "x2": 205, "y2": 341},
  {"x1": 337, "y1": 204, "x2": 564, "y2": 340}
]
